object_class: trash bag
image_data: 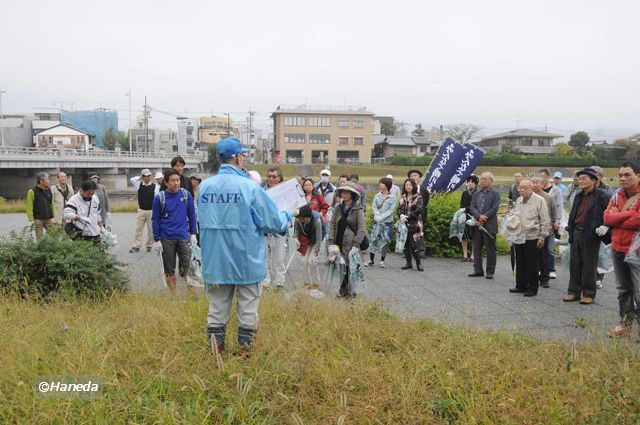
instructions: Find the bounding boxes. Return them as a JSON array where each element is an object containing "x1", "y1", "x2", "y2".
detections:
[
  {"x1": 348, "y1": 249, "x2": 363, "y2": 294},
  {"x1": 449, "y1": 208, "x2": 467, "y2": 242},
  {"x1": 395, "y1": 221, "x2": 408, "y2": 253},
  {"x1": 560, "y1": 243, "x2": 571, "y2": 273},
  {"x1": 597, "y1": 244, "x2": 614, "y2": 274},
  {"x1": 624, "y1": 232, "x2": 640, "y2": 268},
  {"x1": 100, "y1": 228, "x2": 118, "y2": 249},
  {"x1": 188, "y1": 244, "x2": 205, "y2": 287}
]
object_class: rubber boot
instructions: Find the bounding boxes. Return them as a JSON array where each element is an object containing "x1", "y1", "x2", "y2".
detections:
[
  {"x1": 401, "y1": 249, "x2": 413, "y2": 269},
  {"x1": 207, "y1": 325, "x2": 226, "y2": 353},
  {"x1": 238, "y1": 327, "x2": 256, "y2": 357}
]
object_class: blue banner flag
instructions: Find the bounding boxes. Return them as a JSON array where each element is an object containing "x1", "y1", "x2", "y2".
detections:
[
  {"x1": 422, "y1": 138, "x2": 466, "y2": 193},
  {"x1": 443, "y1": 143, "x2": 485, "y2": 193}
]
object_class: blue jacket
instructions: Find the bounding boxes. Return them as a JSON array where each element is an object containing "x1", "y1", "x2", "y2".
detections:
[
  {"x1": 197, "y1": 164, "x2": 291, "y2": 285},
  {"x1": 152, "y1": 189, "x2": 197, "y2": 241}
]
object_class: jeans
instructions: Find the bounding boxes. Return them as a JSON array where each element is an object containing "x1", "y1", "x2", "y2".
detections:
[
  {"x1": 568, "y1": 228, "x2": 599, "y2": 298},
  {"x1": 611, "y1": 249, "x2": 640, "y2": 327}
]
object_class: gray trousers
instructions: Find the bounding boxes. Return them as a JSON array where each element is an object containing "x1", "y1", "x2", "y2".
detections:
[
  {"x1": 568, "y1": 229, "x2": 600, "y2": 298},
  {"x1": 473, "y1": 229, "x2": 497, "y2": 275},
  {"x1": 612, "y1": 249, "x2": 640, "y2": 327},
  {"x1": 206, "y1": 283, "x2": 261, "y2": 330}
]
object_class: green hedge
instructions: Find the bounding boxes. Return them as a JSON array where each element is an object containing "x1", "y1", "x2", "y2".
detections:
[
  {"x1": 0, "y1": 229, "x2": 128, "y2": 301},
  {"x1": 364, "y1": 192, "x2": 509, "y2": 258},
  {"x1": 480, "y1": 147, "x2": 628, "y2": 168},
  {"x1": 390, "y1": 155, "x2": 434, "y2": 166}
]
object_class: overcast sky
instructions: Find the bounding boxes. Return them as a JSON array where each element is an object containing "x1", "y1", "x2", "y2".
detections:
[{"x1": 1, "y1": 0, "x2": 638, "y2": 140}]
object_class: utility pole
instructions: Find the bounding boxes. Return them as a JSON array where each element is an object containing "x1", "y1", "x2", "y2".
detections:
[
  {"x1": 144, "y1": 96, "x2": 149, "y2": 152},
  {"x1": 0, "y1": 88, "x2": 5, "y2": 147},
  {"x1": 248, "y1": 109, "x2": 255, "y2": 162},
  {"x1": 125, "y1": 89, "x2": 132, "y2": 151}
]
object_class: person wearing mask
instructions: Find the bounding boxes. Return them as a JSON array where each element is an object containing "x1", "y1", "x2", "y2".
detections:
[
  {"x1": 469, "y1": 172, "x2": 500, "y2": 279},
  {"x1": 508, "y1": 179, "x2": 550, "y2": 297},
  {"x1": 365, "y1": 177, "x2": 396, "y2": 268},
  {"x1": 302, "y1": 178, "x2": 329, "y2": 220},
  {"x1": 63, "y1": 179, "x2": 103, "y2": 243},
  {"x1": 387, "y1": 174, "x2": 401, "y2": 198},
  {"x1": 152, "y1": 168, "x2": 198, "y2": 297},
  {"x1": 261, "y1": 166, "x2": 288, "y2": 290},
  {"x1": 603, "y1": 162, "x2": 640, "y2": 338},
  {"x1": 159, "y1": 156, "x2": 193, "y2": 196},
  {"x1": 349, "y1": 174, "x2": 367, "y2": 211},
  {"x1": 537, "y1": 168, "x2": 563, "y2": 279},
  {"x1": 52, "y1": 171, "x2": 73, "y2": 226},
  {"x1": 26, "y1": 172, "x2": 56, "y2": 241},
  {"x1": 564, "y1": 167, "x2": 611, "y2": 305},
  {"x1": 315, "y1": 169, "x2": 336, "y2": 207},
  {"x1": 553, "y1": 171, "x2": 567, "y2": 194},
  {"x1": 532, "y1": 176, "x2": 558, "y2": 289},
  {"x1": 129, "y1": 169, "x2": 157, "y2": 253},
  {"x1": 408, "y1": 169, "x2": 430, "y2": 259},
  {"x1": 398, "y1": 178, "x2": 424, "y2": 271},
  {"x1": 333, "y1": 175, "x2": 349, "y2": 208},
  {"x1": 459, "y1": 174, "x2": 478, "y2": 262},
  {"x1": 294, "y1": 205, "x2": 324, "y2": 290},
  {"x1": 328, "y1": 181, "x2": 366, "y2": 300},
  {"x1": 197, "y1": 137, "x2": 292, "y2": 355},
  {"x1": 87, "y1": 171, "x2": 111, "y2": 227}
]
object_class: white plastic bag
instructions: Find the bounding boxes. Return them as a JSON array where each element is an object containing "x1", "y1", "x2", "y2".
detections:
[{"x1": 597, "y1": 244, "x2": 614, "y2": 274}]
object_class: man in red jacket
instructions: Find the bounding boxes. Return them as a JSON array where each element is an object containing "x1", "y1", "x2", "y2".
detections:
[{"x1": 603, "y1": 161, "x2": 640, "y2": 338}]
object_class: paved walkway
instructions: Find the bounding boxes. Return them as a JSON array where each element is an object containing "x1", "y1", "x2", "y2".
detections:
[{"x1": 0, "y1": 213, "x2": 621, "y2": 341}]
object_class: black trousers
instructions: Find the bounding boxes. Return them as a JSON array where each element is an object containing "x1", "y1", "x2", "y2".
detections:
[
  {"x1": 473, "y1": 228, "x2": 496, "y2": 275},
  {"x1": 568, "y1": 228, "x2": 600, "y2": 298},
  {"x1": 404, "y1": 228, "x2": 421, "y2": 266},
  {"x1": 515, "y1": 240, "x2": 540, "y2": 294},
  {"x1": 538, "y1": 236, "x2": 550, "y2": 284}
]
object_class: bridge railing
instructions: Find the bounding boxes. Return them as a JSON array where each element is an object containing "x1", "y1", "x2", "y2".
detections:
[{"x1": 0, "y1": 146, "x2": 208, "y2": 162}]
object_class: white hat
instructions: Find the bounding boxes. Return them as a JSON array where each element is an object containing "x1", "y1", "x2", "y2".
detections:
[
  {"x1": 141, "y1": 168, "x2": 152, "y2": 176},
  {"x1": 248, "y1": 170, "x2": 262, "y2": 184},
  {"x1": 154, "y1": 171, "x2": 163, "y2": 179},
  {"x1": 506, "y1": 214, "x2": 522, "y2": 236},
  {"x1": 320, "y1": 169, "x2": 331, "y2": 177},
  {"x1": 386, "y1": 174, "x2": 393, "y2": 179}
]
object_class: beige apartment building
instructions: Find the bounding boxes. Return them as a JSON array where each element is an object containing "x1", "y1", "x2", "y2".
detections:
[
  {"x1": 271, "y1": 105, "x2": 375, "y2": 164},
  {"x1": 199, "y1": 116, "x2": 240, "y2": 144}
]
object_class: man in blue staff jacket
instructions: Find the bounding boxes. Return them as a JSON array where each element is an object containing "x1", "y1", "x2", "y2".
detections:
[{"x1": 197, "y1": 137, "x2": 292, "y2": 356}]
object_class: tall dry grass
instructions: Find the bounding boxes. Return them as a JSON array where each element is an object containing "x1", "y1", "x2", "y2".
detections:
[{"x1": 0, "y1": 291, "x2": 638, "y2": 424}]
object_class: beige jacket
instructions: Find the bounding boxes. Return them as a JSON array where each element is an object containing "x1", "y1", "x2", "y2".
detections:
[
  {"x1": 52, "y1": 184, "x2": 74, "y2": 224},
  {"x1": 514, "y1": 192, "x2": 551, "y2": 240}
]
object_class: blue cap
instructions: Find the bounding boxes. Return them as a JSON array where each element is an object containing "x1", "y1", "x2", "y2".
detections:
[
  {"x1": 217, "y1": 137, "x2": 249, "y2": 159},
  {"x1": 553, "y1": 171, "x2": 563, "y2": 178}
]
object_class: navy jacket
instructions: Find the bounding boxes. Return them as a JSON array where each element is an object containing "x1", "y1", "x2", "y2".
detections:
[{"x1": 567, "y1": 187, "x2": 611, "y2": 245}]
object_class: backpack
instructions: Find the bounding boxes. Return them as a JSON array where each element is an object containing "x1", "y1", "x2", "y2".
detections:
[{"x1": 159, "y1": 188, "x2": 189, "y2": 217}]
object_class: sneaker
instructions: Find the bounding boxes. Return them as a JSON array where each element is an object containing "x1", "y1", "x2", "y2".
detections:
[
  {"x1": 129, "y1": 247, "x2": 140, "y2": 253},
  {"x1": 596, "y1": 280, "x2": 603, "y2": 289},
  {"x1": 364, "y1": 261, "x2": 374, "y2": 267},
  {"x1": 549, "y1": 271, "x2": 557, "y2": 279},
  {"x1": 379, "y1": 261, "x2": 385, "y2": 268},
  {"x1": 540, "y1": 281, "x2": 550, "y2": 288},
  {"x1": 608, "y1": 325, "x2": 631, "y2": 338}
]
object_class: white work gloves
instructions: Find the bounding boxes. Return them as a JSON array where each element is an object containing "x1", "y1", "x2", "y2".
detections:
[
  {"x1": 595, "y1": 225, "x2": 609, "y2": 237},
  {"x1": 190, "y1": 234, "x2": 198, "y2": 246},
  {"x1": 154, "y1": 241, "x2": 163, "y2": 254},
  {"x1": 77, "y1": 215, "x2": 91, "y2": 224},
  {"x1": 399, "y1": 214, "x2": 408, "y2": 224},
  {"x1": 349, "y1": 246, "x2": 359, "y2": 257},
  {"x1": 295, "y1": 239, "x2": 301, "y2": 249}
]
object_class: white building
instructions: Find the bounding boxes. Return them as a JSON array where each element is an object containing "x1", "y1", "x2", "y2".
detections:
[{"x1": 35, "y1": 124, "x2": 91, "y2": 150}]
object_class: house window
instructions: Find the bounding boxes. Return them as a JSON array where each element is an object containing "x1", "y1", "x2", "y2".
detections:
[
  {"x1": 308, "y1": 117, "x2": 331, "y2": 127},
  {"x1": 339, "y1": 137, "x2": 349, "y2": 145},
  {"x1": 353, "y1": 120, "x2": 364, "y2": 128},
  {"x1": 309, "y1": 134, "x2": 330, "y2": 144},
  {"x1": 284, "y1": 116, "x2": 305, "y2": 126},
  {"x1": 284, "y1": 133, "x2": 305, "y2": 144},
  {"x1": 354, "y1": 137, "x2": 364, "y2": 145},
  {"x1": 338, "y1": 120, "x2": 349, "y2": 128}
]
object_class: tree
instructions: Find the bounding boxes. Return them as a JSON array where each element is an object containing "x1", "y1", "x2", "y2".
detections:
[
  {"x1": 554, "y1": 143, "x2": 573, "y2": 156},
  {"x1": 206, "y1": 143, "x2": 220, "y2": 172},
  {"x1": 394, "y1": 121, "x2": 409, "y2": 136},
  {"x1": 615, "y1": 138, "x2": 640, "y2": 161},
  {"x1": 411, "y1": 123, "x2": 425, "y2": 137},
  {"x1": 569, "y1": 131, "x2": 590, "y2": 151},
  {"x1": 380, "y1": 121, "x2": 396, "y2": 136},
  {"x1": 445, "y1": 123, "x2": 482, "y2": 143},
  {"x1": 103, "y1": 127, "x2": 119, "y2": 150}
]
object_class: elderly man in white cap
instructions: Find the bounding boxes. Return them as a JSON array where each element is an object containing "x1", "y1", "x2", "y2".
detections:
[
  {"x1": 315, "y1": 168, "x2": 336, "y2": 206},
  {"x1": 129, "y1": 168, "x2": 157, "y2": 253},
  {"x1": 508, "y1": 179, "x2": 550, "y2": 297},
  {"x1": 387, "y1": 174, "x2": 401, "y2": 198}
]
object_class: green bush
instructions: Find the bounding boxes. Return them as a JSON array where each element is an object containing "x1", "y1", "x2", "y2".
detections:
[
  {"x1": 0, "y1": 229, "x2": 128, "y2": 300},
  {"x1": 391, "y1": 155, "x2": 412, "y2": 166}
]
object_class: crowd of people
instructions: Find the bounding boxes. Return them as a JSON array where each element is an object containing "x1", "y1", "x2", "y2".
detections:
[{"x1": 23, "y1": 138, "x2": 640, "y2": 353}]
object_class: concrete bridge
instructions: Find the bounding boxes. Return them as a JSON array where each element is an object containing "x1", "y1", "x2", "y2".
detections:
[{"x1": 0, "y1": 147, "x2": 208, "y2": 199}]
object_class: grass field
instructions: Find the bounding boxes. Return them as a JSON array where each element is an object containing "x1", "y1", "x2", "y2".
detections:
[{"x1": 1, "y1": 291, "x2": 638, "y2": 424}]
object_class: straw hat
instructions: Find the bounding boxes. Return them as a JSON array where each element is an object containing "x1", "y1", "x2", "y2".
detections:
[
  {"x1": 506, "y1": 214, "x2": 522, "y2": 236},
  {"x1": 335, "y1": 181, "x2": 360, "y2": 199}
]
